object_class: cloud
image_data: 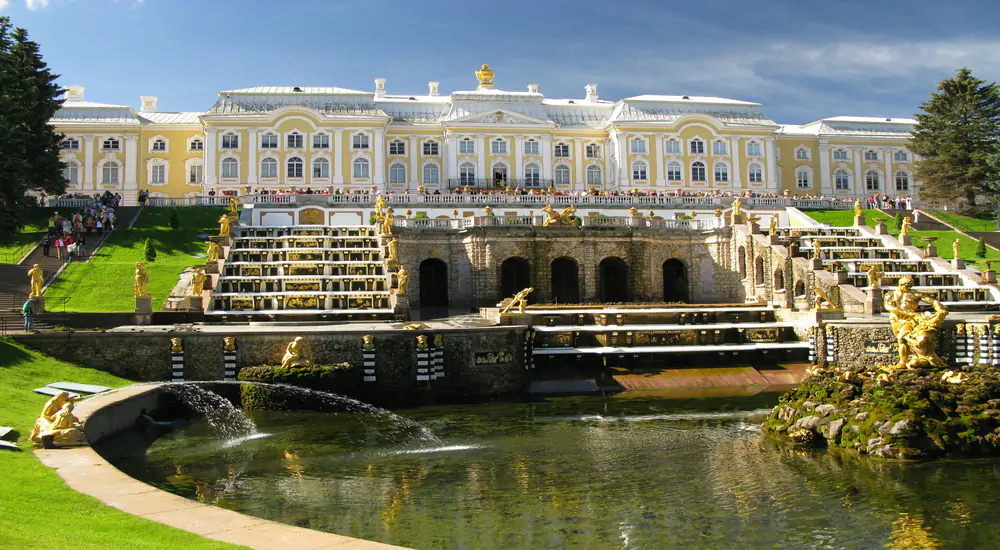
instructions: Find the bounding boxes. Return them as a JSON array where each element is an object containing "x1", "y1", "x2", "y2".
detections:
[{"x1": 25, "y1": 0, "x2": 49, "y2": 9}]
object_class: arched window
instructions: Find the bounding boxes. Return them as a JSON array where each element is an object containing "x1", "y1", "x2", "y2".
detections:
[
  {"x1": 389, "y1": 163, "x2": 406, "y2": 184},
  {"x1": 586, "y1": 165, "x2": 602, "y2": 186},
  {"x1": 459, "y1": 162, "x2": 475, "y2": 184},
  {"x1": 151, "y1": 139, "x2": 166, "y2": 152},
  {"x1": 865, "y1": 170, "x2": 881, "y2": 190},
  {"x1": 894, "y1": 171, "x2": 910, "y2": 192},
  {"x1": 667, "y1": 161, "x2": 682, "y2": 181},
  {"x1": 796, "y1": 168, "x2": 811, "y2": 189},
  {"x1": 287, "y1": 156, "x2": 304, "y2": 179},
  {"x1": 221, "y1": 158, "x2": 239, "y2": 179},
  {"x1": 62, "y1": 162, "x2": 79, "y2": 185},
  {"x1": 774, "y1": 268, "x2": 785, "y2": 290},
  {"x1": 835, "y1": 169, "x2": 851, "y2": 190},
  {"x1": 555, "y1": 165, "x2": 571, "y2": 185},
  {"x1": 748, "y1": 163, "x2": 763, "y2": 183},
  {"x1": 353, "y1": 158, "x2": 370, "y2": 179},
  {"x1": 261, "y1": 158, "x2": 278, "y2": 179},
  {"x1": 102, "y1": 161, "x2": 120, "y2": 184},
  {"x1": 312, "y1": 158, "x2": 330, "y2": 179},
  {"x1": 189, "y1": 138, "x2": 203, "y2": 151},
  {"x1": 632, "y1": 161, "x2": 647, "y2": 181},
  {"x1": 525, "y1": 163, "x2": 540, "y2": 184},
  {"x1": 714, "y1": 163, "x2": 729, "y2": 182},
  {"x1": 691, "y1": 161, "x2": 706, "y2": 181},
  {"x1": 423, "y1": 163, "x2": 439, "y2": 184}
]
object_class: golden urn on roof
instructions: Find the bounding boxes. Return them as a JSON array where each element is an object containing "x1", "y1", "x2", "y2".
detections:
[{"x1": 475, "y1": 64, "x2": 495, "y2": 88}]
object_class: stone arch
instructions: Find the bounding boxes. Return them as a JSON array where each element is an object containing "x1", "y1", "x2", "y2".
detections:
[
  {"x1": 662, "y1": 258, "x2": 689, "y2": 302},
  {"x1": 499, "y1": 257, "x2": 531, "y2": 303},
  {"x1": 419, "y1": 258, "x2": 449, "y2": 309},
  {"x1": 550, "y1": 256, "x2": 580, "y2": 304},
  {"x1": 754, "y1": 256, "x2": 764, "y2": 285},
  {"x1": 773, "y1": 267, "x2": 784, "y2": 291},
  {"x1": 599, "y1": 257, "x2": 630, "y2": 303},
  {"x1": 794, "y1": 280, "x2": 806, "y2": 297},
  {"x1": 737, "y1": 246, "x2": 747, "y2": 279}
]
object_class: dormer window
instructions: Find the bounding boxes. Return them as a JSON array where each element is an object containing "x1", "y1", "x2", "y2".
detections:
[
  {"x1": 189, "y1": 139, "x2": 203, "y2": 151},
  {"x1": 795, "y1": 147, "x2": 810, "y2": 160},
  {"x1": 554, "y1": 142, "x2": 570, "y2": 158},
  {"x1": 287, "y1": 132, "x2": 303, "y2": 149},
  {"x1": 712, "y1": 141, "x2": 728, "y2": 156},
  {"x1": 261, "y1": 134, "x2": 278, "y2": 149},
  {"x1": 352, "y1": 133, "x2": 369, "y2": 150},
  {"x1": 60, "y1": 138, "x2": 80, "y2": 150},
  {"x1": 389, "y1": 139, "x2": 406, "y2": 155},
  {"x1": 630, "y1": 138, "x2": 646, "y2": 154},
  {"x1": 491, "y1": 138, "x2": 508, "y2": 155},
  {"x1": 524, "y1": 139, "x2": 539, "y2": 155},
  {"x1": 689, "y1": 138, "x2": 705, "y2": 155},
  {"x1": 459, "y1": 138, "x2": 475, "y2": 154},
  {"x1": 151, "y1": 139, "x2": 166, "y2": 152},
  {"x1": 585, "y1": 143, "x2": 601, "y2": 158},
  {"x1": 221, "y1": 133, "x2": 239, "y2": 149},
  {"x1": 102, "y1": 138, "x2": 120, "y2": 151}
]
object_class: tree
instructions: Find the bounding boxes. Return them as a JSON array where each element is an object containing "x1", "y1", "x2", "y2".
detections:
[
  {"x1": 976, "y1": 237, "x2": 987, "y2": 258},
  {"x1": 911, "y1": 68, "x2": 1000, "y2": 207},
  {"x1": 894, "y1": 211, "x2": 905, "y2": 230},
  {"x1": 169, "y1": 210, "x2": 180, "y2": 230},
  {"x1": 143, "y1": 238, "x2": 157, "y2": 262},
  {"x1": 0, "y1": 17, "x2": 65, "y2": 233}
]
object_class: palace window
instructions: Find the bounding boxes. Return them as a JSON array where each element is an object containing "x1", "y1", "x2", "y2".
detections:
[
  {"x1": 796, "y1": 168, "x2": 811, "y2": 189},
  {"x1": 189, "y1": 138, "x2": 203, "y2": 151},
  {"x1": 833, "y1": 149, "x2": 849, "y2": 161},
  {"x1": 390, "y1": 163, "x2": 406, "y2": 184},
  {"x1": 353, "y1": 158, "x2": 370, "y2": 179},
  {"x1": 585, "y1": 143, "x2": 601, "y2": 158},
  {"x1": 894, "y1": 150, "x2": 909, "y2": 162},
  {"x1": 665, "y1": 139, "x2": 681, "y2": 154},
  {"x1": 102, "y1": 138, "x2": 120, "y2": 151},
  {"x1": 62, "y1": 163, "x2": 79, "y2": 185},
  {"x1": 632, "y1": 161, "x2": 648, "y2": 181},
  {"x1": 189, "y1": 163, "x2": 203, "y2": 184},
  {"x1": 712, "y1": 141, "x2": 728, "y2": 156},
  {"x1": 749, "y1": 163, "x2": 763, "y2": 183},
  {"x1": 459, "y1": 138, "x2": 475, "y2": 154},
  {"x1": 746, "y1": 141, "x2": 762, "y2": 156},
  {"x1": 313, "y1": 158, "x2": 330, "y2": 179},
  {"x1": 795, "y1": 147, "x2": 810, "y2": 160},
  {"x1": 389, "y1": 140, "x2": 406, "y2": 155},
  {"x1": 221, "y1": 158, "x2": 239, "y2": 179},
  {"x1": 554, "y1": 143, "x2": 570, "y2": 158},
  {"x1": 287, "y1": 133, "x2": 304, "y2": 149},
  {"x1": 714, "y1": 163, "x2": 729, "y2": 182},
  {"x1": 60, "y1": 138, "x2": 80, "y2": 150},
  {"x1": 524, "y1": 139, "x2": 539, "y2": 155},
  {"x1": 152, "y1": 139, "x2": 166, "y2": 152},
  {"x1": 313, "y1": 134, "x2": 330, "y2": 149},
  {"x1": 690, "y1": 139, "x2": 705, "y2": 155},
  {"x1": 667, "y1": 161, "x2": 682, "y2": 181},
  {"x1": 423, "y1": 163, "x2": 440, "y2": 184},
  {"x1": 586, "y1": 165, "x2": 602, "y2": 186},
  {"x1": 261, "y1": 158, "x2": 278, "y2": 179},
  {"x1": 895, "y1": 171, "x2": 910, "y2": 191},
  {"x1": 423, "y1": 141, "x2": 439, "y2": 156},
  {"x1": 865, "y1": 170, "x2": 881, "y2": 190},
  {"x1": 489, "y1": 139, "x2": 506, "y2": 155},
  {"x1": 525, "y1": 163, "x2": 540, "y2": 185},
  {"x1": 352, "y1": 134, "x2": 369, "y2": 150},
  {"x1": 691, "y1": 161, "x2": 706, "y2": 181},
  {"x1": 864, "y1": 150, "x2": 879, "y2": 162},
  {"x1": 287, "y1": 157, "x2": 304, "y2": 179},
  {"x1": 555, "y1": 165, "x2": 571, "y2": 185},
  {"x1": 261, "y1": 134, "x2": 278, "y2": 149},
  {"x1": 459, "y1": 162, "x2": 475, "y2": 184},
  {"x1": 630, "y1": 138, "x2": 646, "y2": 154},
  {"x1": 835, "y1": 169, "x2": 851, "y2": 190},
  {"x1": 102, "y1": 161, "x2": 120, "y2": 184},
  {"x1": 221, "y1": 134, "x2": 239, "y2": 149},
  {"x1": 151, "y1": 164, "x2": 166, "y2": 185}
]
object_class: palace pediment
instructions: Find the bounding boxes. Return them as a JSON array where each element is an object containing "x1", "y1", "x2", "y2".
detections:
[{"x1": 445, "y1": 107, "x2": 553, "y2": 127}]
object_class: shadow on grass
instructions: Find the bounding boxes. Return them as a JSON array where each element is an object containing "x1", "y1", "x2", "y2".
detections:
[{"x1": 0, "y1": 339, "x2": 33, "y2": 368}]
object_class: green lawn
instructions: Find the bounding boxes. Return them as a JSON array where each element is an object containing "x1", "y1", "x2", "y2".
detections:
[
  {"x1": 45, "y1": 208, "x2": 224, "y2": 312},
  {"x1": 805, "y1": 209, "x2": 1000, "y2": 269},
  {"x1": 0, "y1": 208, "x2": 60, "y2": 264},
  {"x1": 925, "y1": 209, "x2": 998, "y2": 232},
  {"x1": 0, "y1": 338, "x2": 238, "y2": 549}
]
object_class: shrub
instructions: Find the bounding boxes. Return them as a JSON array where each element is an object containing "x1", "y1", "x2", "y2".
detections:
[
  {"x1": 414, "y1": 213, "x2": 429, "y2": 219},
  {"x1": 977, "y1": 237, "x2": 987, "y2": 258},
  {"x1": 369, "y1": 214, "x2": 377, "y2": 225},
  {"x1": 894, "y1": 211, "x2": 904, "y2": 229},
  {"x1": 238, "y1": 364, "x2": 355, "y2": 410},
  {"x1": 169, "y1": 210, "x2": 180, "y2": 230},
  {"x1": 143, "y1": 238, "x2": 157, "y2": 262}
]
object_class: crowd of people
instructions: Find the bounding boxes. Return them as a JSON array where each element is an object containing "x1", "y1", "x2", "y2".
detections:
[{"x1": 39, "y1": 195, "x2": 119, "y2": 262}]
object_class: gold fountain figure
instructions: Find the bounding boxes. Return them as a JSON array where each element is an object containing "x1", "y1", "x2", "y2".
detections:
[
  {"x1": 362, "y1": 334, "x2": 375, "y2": 349},
  {"x1": 900, "y1": 215, "x2": 913, "y2": 237},
  {"x1": 280, "y1": 336, "x2": 312, "y2": 369},
  {"x1": 28, "y1": 263, "x2": 44, "y2": 298},
  {"x1": 396, "y1": 265, "x2": 409, "y2": 294},
  {"x1": 500, "y1": 287, "x2": 534, "y2": 314},
  {"x1": 223, "y1": 336, "x2": 237, "y2": 352},
  {"x1": 812, "y1": 286, "x2": 837, "y2": 310},
  {"x1": 170, "y1": 338, "x2": 183, "y2": 353},
  {"x1": 206, "y1": 241, "x2": 221, "y2": 263},
  {"x1": 854, "y1": 198, "x2": 863, "y2": 218},
  {"x1": 29, "y1": 391, "x2": 85, "y2": 448},
  {"x1": 190, "y1": 267, "x2": 207, "y2": 296},
  {"x1": 952, "y1": 239, "x2": 961, "y2": 259},
  {"x1": 865, "y1": 264, "x2": 884, "y2": 289},
  {"x1": 218, "y1": 214, "x2": 232, "y2": 236},
  {"x1": 769, "y1": 214, "x2": 778, "y2": 234},
  {"x1": 541, "y1": 204, "x2": 576, "y2": 226},
  {"x1": 883, "y1": 276, "x2": 949, "y2": 369},
  {"x1": 134, "y1": 262, "x2": 150, "y2": 297},
  {"x1": 228, "y1": 195, "x2": 239, "y2": 214},
  {"x1": 730, "y1": 197, "x2": 743, "y2": 222},
  {"x1": 385, "y1": 237, "x2": 398, "y2": 262}
]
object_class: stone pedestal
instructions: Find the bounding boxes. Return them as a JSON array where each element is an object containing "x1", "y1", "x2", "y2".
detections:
[
  {"x1": 853, "y1": 215, "x2": 865, "y2": 226},
  {"x1": 767, "y1": 234, "x2": 780, "y2": 245},
  {"x1": 31, "y1": 296, "x2": 45, "y2": 314},
  {"x1": 731, "y1": 214, "x2": 745, "y2": 226},
  {"x1": 748, "y1": 222, "x2": 760, "y2": 235},
  {"x1": 864, "y1": 288, "x2": 883, "y2": 315},
  {"x1": 924, "y1": 245, "x2": 937, "y2": 258},
  {"x1": 834, "y1": 270, "x2": 849, "y2": 283},
  {"x1": 135, "y1": 296, "x2": 152, "y2": 314},
  {"x1": 186, "y1": 296, "x2": 203, "y2": 311},
  {"x1": 498, "y1": 313, "x2": 533, "y2": 327},
  {"x1": 814, "y1": 309, "x2": 846, "y2": 321},
  {"x1": 810, "y1": 258, "x2": 824, "y2": 270},
  {"x1": 391, "y1": 292, "x2": 411, "y2": 319},
  {"x1": 952, "y1": 258, "x2": 966, "y2": 270},
  {"x1": 205, "y1": 261, "x2": 219, "y2": 275},
  {"x1": 899, "y1": 235, "x2": 912, "y2": 246},
  {"x1": 875, "y1": 223, "x2": 888, "y2": 235},
  {"x1": 983, "y1": 270, "x2": 997, "y2": 284}
]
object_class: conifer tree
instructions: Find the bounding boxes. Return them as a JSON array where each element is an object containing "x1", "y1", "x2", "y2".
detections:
[
  {"x1": 911, "y1": 68, "x2": 1000, "y2": 207},
  {"x1": 976, "y1": 237, "x2": 987, "y2": 258},
  {"x1": 143, "y1": 238, "x2": 157, "y2": 262}
]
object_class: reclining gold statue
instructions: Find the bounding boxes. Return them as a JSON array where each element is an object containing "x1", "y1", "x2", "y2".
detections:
[
  {"x1": 29, "y1": 391, "x2": 86, "y2": 448},
  {"x1": 541, "y1": 204, "x2": 576, "y2": 227},
  {"x1": 280, "y1": 336, "x2": 313, "y2": 369}
]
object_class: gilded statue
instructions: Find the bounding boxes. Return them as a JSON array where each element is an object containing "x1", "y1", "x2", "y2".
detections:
[
  {"x1": 628, "y1": 206, "x2": 639, "y2": 217},
  {"x1": 854, "y1": 198, "x2": 863, "y2": 218},
  {"x1": 865, "y1": 264, "x2": 883, "y2": 289},
  {"x1": 952, "y1": 239, "x2": 961, "y2": 259},
  {"x1": 374, "y1": 194, "x2": 387, "y2": 217},
  {"x1": 218, "y1": 214, "x2": 232, "y2": 236},
  {"x1": 385, "y1": 237, "x2": 398, "y2": 262},
  {"x1": 484, "y1": 205, "x2": 495, "y2": 216},
  {"x1": 28, "y1": 263, "x2": 44, "y2": 298},
  {"x1": 812, "y1": 286, "x2": 836, "y2": 310},
  {"x1": 228, "y1": 195, "x2": 239, "y2": 214},
  {"x1": 883, "y1": 276, "x2": 949, "y2": 369},
  {"x1": 206, "y1": 241, "x2": 221, "y2": 263},
  {"x1": 433, "y1": 334, "x2": 443, "y2": 348},
  {"x1": 900, "y1": 216, "x2": 912, "y2": 236},
  {"x1": 416, "y1": 335, "x2": 429, "y2": 350},
  {"x1": 362, "y1": 334, "x2": 375, "y2": 349},
  {"x1": 811, "y1": 245, "x2": 821, "y2": 261},
  {"x1": 223, "y1": 336, "x2": 237, "y2": 352},
  {"x1": 404, "y1": 323, "x2": 426, "y2": 330},
  {"x1": 769, "y1": 214, "x2": 778, "y2": 234},
  {"x1": 396, "y1": 265, "x2": 409, "y2": 294},
  {"x1": 280, "y1": 336, "x2": 312, "y2": 369},
  {"x1": 29, "y1": 391, "x2": 85, "y2": 448},
  {"x1": 133, "y1": 262, "x2": 150, "y2": 298},
  {"x1": 500, "y1": 287, "x2": 534, "y2": 314},
  {"x1": 730, "y1": 197, "x2": 743, "y2": 222},
  {"x1": 170, "y1": 338, "x2": 183, "y2": 353},
  {"x1": 475, "y1": 63, "x2": 495, "y2": 87},
  {"x1": 541, "y1": 204, "x2": 576, "y2": 226},
  {"x1": 378, "y1": 212, "x2": 395, "y2": 236},
  {"x1": 190, "y1": 267, "x2": 207, "y2": 296}
]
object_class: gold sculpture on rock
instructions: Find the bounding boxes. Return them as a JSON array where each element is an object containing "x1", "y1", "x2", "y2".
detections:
[
  {"x1": 385, "y1": 237, "x2": 398, "y2": 262},
  {"x1": 865, "y1": 264, "x2": 884, "y2": 289},
  {"x1": 218, "y1": 214, "x2": 232, "y2": 236},
  {"x1": 541, "y1": 204, "x2": 576, "y2": 226},
  {"x1": 29, "y1": 391, "x2": 85, "y2": 448},
  {"x1": 223, "y1": 336, "x2": 237, "y2": 352},
  {"x1": 883, "y1": 276, "x2": 949, "y2": 369},
  {"x1": 206, "y1": 241, "x2": 221, "y2": 263},
  {"x1": 812, "y1": 286, "x2": 838, "y2": 311},
  {"x1": 170, "y1": 338, "x2": 183, "y2": 352},
  {"x1": 134, "y1": 262, "x2": 150, "y2": 297},
  {"x1": 190, "y1": 267, "x2": 207, "y2": 296},
  {"x1": 280, "y1": 336, "x2": 312, "y2": 369},
  {"x1": 28, "y1": 263, "x2": 44, "y2": 298},
  {"x1": 396, "y1": 265, "x2": 409, "y2": 294},
  {"x1": 500, "y1": 287, "x2": 534, "y2": 314}
]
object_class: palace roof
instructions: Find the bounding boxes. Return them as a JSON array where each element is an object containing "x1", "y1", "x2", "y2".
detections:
[{"x1": 780, "y1": 116, "x2": 916, "y2": 139}]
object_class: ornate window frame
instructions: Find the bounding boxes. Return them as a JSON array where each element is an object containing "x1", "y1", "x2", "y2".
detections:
[
  {"x1": 667, "y1": 160, "x2": 683, "y2": 182},
  {"x1": 554, "y1": 163, "x2": 571, "y2": 185},
  {"x1": 352, "y1": 131, "x2": 371, "y2": 150},
  {"x1": 691, "y1": 160, "x2": 707, "y2": 182},
  {"x1": 748, "y1": 162, "x2": 764, "y2": 184},
  {"x1": 795, "y1": 165, "x2": 813, "y2": 189},
  {"x1": 219, "y1": 155, "x2": 240, "y2": 181},
  {"x1": 713, "y1": 161, "x2": 730, "y2": 183},
  {"x1": 185, "y1": 158, "x2": 204, "y2": 186},
  {"x1": 187, "y1": 136, "x2": 204, "y2": 152},
  {"x1": 632, "y1": 160, "x2": 648, "y2": 181},
  {"x1": 794, "y1": 146, "x2": 811, "y2": 161},
  {"x1": 97, "y1": 157, "x2": 121, "y2": 186},
  {"x1": 689, "y1": 137, "x2": 706, "y2": 156},
  {"x1": 421, "y1": 138, "x2": 440, "y2": 156},
  {"x1": 388, "y1": 138, "x2": 407, "y2": 156},
  {"x1": 148, "y1": 135, "x2": 168, "y2": 154},
  {"x1": 422, "y1": 160, "x2": 441, "y2": 185},
  {"x1": 389, "y1": 162, "x2": 407, "y2": 185}
]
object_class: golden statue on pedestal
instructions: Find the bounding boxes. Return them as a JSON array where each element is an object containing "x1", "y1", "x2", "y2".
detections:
[
  {"x1": 280, "y1": 336, "x2": 312, "y2": 369},
  {"x1": 812, "y1": 286, "x2": 837, "y2": 310},
  {"x1": 416, "y1": 335, "x2": 429, "y2": 350},
  {"x1": 385, "y1": 237, "x2": 398, "y2": 262},
  {"x1": 854, "y1": 199, "x2": 863, "y2": 218},
  {"x1": 865, "y1": 264, "x2": 884, "y2": 289},
  {"x1": 900, "y1": 216, "x2": 913, "y2": 237},
  {"x1": 190, "y1": 267, "x2": 207, "y2": 296},
  {"x1": 952, "y1": 239, "x2": 961, "y2": 259},
  {"x1": 228, "y1": 195, "x2": 239, "y2": 214},
  {"x1": 769, "y1": 214, "x2": 778, "y2": 234},
  {"x1": 730, "y1": 197, "x2": 743, "y2": 222},
  {"x1": 396, "y1": 265, "x2": 409, "y2": 294},
  {"x1": 484, "y1": 205, "x2": 495, "y2": 216},
  {"x1": 374, "y1": 194, "x2": 387, "y2": 217},
  {"x1": 541, "y1": 204, "x2": 576, "y2": 226},
  {"x1": 362, "y1": 334, "x2": 375, "y2": 349},
  {"x1": 475, "y1": 63, "x2": 495, "y2": 87},
  {"x1": 883, "y1": 276, "x2": 949, "y2": 369},
  {"x1": 500, "y1": 287, "x2": 534, "y2": 314},
  {"x1": 628, "y1": 206, "x2": 639, "y2": 217},
  {"x1": 206, "y1": 241, "x2": 221, "y2": 263},
  {"x1": 28, "y1": 263, "x2": 44, "y2": 298},
  {"x1": 29, "y1": 391, "x2": 85, "y2": 448},
  {"x1": 218, "y1": 214, "x2": 232, "y2": 236},
  {"x1": 170, "y1": 338, "x2": 183, "y2": 353},
  {"x1": 133, "y1": 262, "x2": 150, "y2": 298}
]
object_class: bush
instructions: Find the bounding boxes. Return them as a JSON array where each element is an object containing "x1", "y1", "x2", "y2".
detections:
[
  {"x1": 414, "y1": 213, "x2": 429, "y2": 219},
  {"x1": 894, "y1": 211, "x2": 904, "y2": 229},
  {"x1": 143, "y1": 238, "x2": 157, "y2": 262},
  {"x1": 169, "y1": 210, "x2": 180, "y2": 230},
  {"x1": 977, "y1": 237, "x2": 987, "y2": 258},
  {"x1": 369, "y1": 214, "x2": 377, "y2": 225},
  {"x1": 238, "y1": 364, "x2": 355, "y2": 410}
]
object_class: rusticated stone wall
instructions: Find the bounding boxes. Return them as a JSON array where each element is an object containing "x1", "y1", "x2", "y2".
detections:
[{"x1": 817, "y1": 320, "x2": 971, "y2": 370}]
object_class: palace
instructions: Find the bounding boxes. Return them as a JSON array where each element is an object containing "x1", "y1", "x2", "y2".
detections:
[{"x1": 52, "y1": 64, "x2": 918, "y2": 206}]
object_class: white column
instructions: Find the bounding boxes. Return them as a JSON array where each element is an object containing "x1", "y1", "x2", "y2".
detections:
[
  {"x1": 764, "y1": 137, "x2": 778, "y2": 190},
  {"x1": 730, "y1": 136, "x2": 742, "y2": 189},
  {"x1": 818, "y1": 140, "x2": 831, "y2": 194},
  {"x1": 409, "y1": 136, "x2": 418, "y2": 191},
  {"x1": 333, "y1": 130, "x2": 344, "y2": 186},
  {"x1": 885, "y1": 149, "x2": 893, "y2": 196},
  {"x1": 541, "y1": 134, "x2": 553, "y2": 181},
  {"x1": 373, "y1": 128, "x2": 385, "y2": 191},
  {"x1": 854, "y1": 148, "x2": 864, "y2": 196},
  {"x1": 205, "y1": 128, "x2": 218, "y2": 186},
  {"x1": 575, "y1": 139, "x2": 585, "y2": 190},
  {"x1": 654, "y1": 135, "x2": 665, "y2": 187},
  {"x1": 84, "y1": 138, "x2": 94, "y2": 191},
  {"x1": 123, "y1": 135, "x2": 138, "y2": 205},
  {"x1": 477, "y1": 135, "x2": 487, "y2": 183},
  {"x1": 445, "y1": 133, "x2": 457, "y2": 185},
  {"x1": 616, "y1": 132, "x2": 628, "y2": 186},
  {"x1": 514, "y1": 136, "x2": 523, "y2": 181},
  {"x1": 247, "y1": 129, "x2": 258, "y2": 187}
]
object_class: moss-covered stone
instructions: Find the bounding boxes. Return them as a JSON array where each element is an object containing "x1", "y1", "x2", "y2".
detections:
[
  {"x1": 237, "y1": 363, "x2": 355, "y2": 410},
  {"x1": 763, "y1": 363, "x2": 1000, "y2": 459}
]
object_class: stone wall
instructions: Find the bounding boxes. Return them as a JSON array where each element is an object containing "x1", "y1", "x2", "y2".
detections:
[{"x1": 816, "y1": 320, "x2": 978, "y2": 370}]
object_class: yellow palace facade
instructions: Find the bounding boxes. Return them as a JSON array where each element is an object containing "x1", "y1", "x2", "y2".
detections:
[{"x1": 51, "y1": 65, "x2": 919, "y2": 206}]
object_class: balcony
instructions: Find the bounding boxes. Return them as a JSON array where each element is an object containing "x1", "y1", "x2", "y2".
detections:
[{"x1": 446, "y1": 178, "x2": 555, "y2": 190}]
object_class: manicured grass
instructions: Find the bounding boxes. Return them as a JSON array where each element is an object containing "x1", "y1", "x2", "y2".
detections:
[
  {"x1": 0, "y1": 338, "x2": 239, "y2": 549},
  {"x1": 45, "y1": 208, "x2": 224, "y2": 312},
  {"x1": 0, "y1": 208, "x2": 60, "y2": 264},
  {"x1": 925, "y1": 209, "x2": 998, "y2": 233}
]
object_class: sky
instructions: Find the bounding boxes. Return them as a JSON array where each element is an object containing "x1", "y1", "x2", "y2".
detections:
[{"x1": 2, "y1": 0, "x2": 999, "y2": 124}]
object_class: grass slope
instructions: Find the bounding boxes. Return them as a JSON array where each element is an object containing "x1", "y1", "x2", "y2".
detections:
[
  {"x1": 925, "y1": 209, "x2": 998, "y2": 233},
  {"x1": 0, "y1": 207, "x2": 60, "y2": 263},
  {"x1": 804, "y1": 209, "x2": 1000, "y2": 269},
  {"x1": 44, "y1": 208, "x2": 223, "y2": 312},
  {"x1": 0, "y1": 338, "x2": 237, "y2": 549}
]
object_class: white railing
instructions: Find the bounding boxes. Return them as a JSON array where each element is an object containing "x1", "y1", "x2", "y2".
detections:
[
  {"x1": 468, "y1": 215, "x2": 540, "y2": 227},
  {"x1": 47, "y1": 198, "x2": 91, "y2": 208},
  {"x1": 327, "y1": 195, "x2": 376, "y2": 205},
  {"x1": 147, "y1": 196, "x2": 230, "y2": 207},
  {"x1": 390, "y1": 215, "x2": 722, "y2": 231},
  {"x1": 395, "y1": 218, "x2": 463, "y2": 230},
  {"x1": 246, "y1": 193, "x2": 297, "y2": 204}
]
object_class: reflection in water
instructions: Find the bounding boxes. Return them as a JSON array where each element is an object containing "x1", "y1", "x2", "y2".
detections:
[{"x1": 101, "y1": 394, "x2": 1000, "y2": 549}]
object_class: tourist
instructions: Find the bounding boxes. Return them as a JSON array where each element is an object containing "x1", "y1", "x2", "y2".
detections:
[
  {"x1": 41, "y1": 235, "x2": 51, "y2": 257},
  {"x1": 53, "y1": 236, "x2": 64, "y2": 259},
  {"x1": 66, "y1": 241, "x2": 76, "y2": 262},
  {"x1": 96, "y1": 218, "x2": 103, "y2": 234},
  {"x1": 913, "y1": 208, "x2": 921, "y2": 223},
  {"x1": 22, "y1": 298, "x2": 36, "y2": 332}
]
